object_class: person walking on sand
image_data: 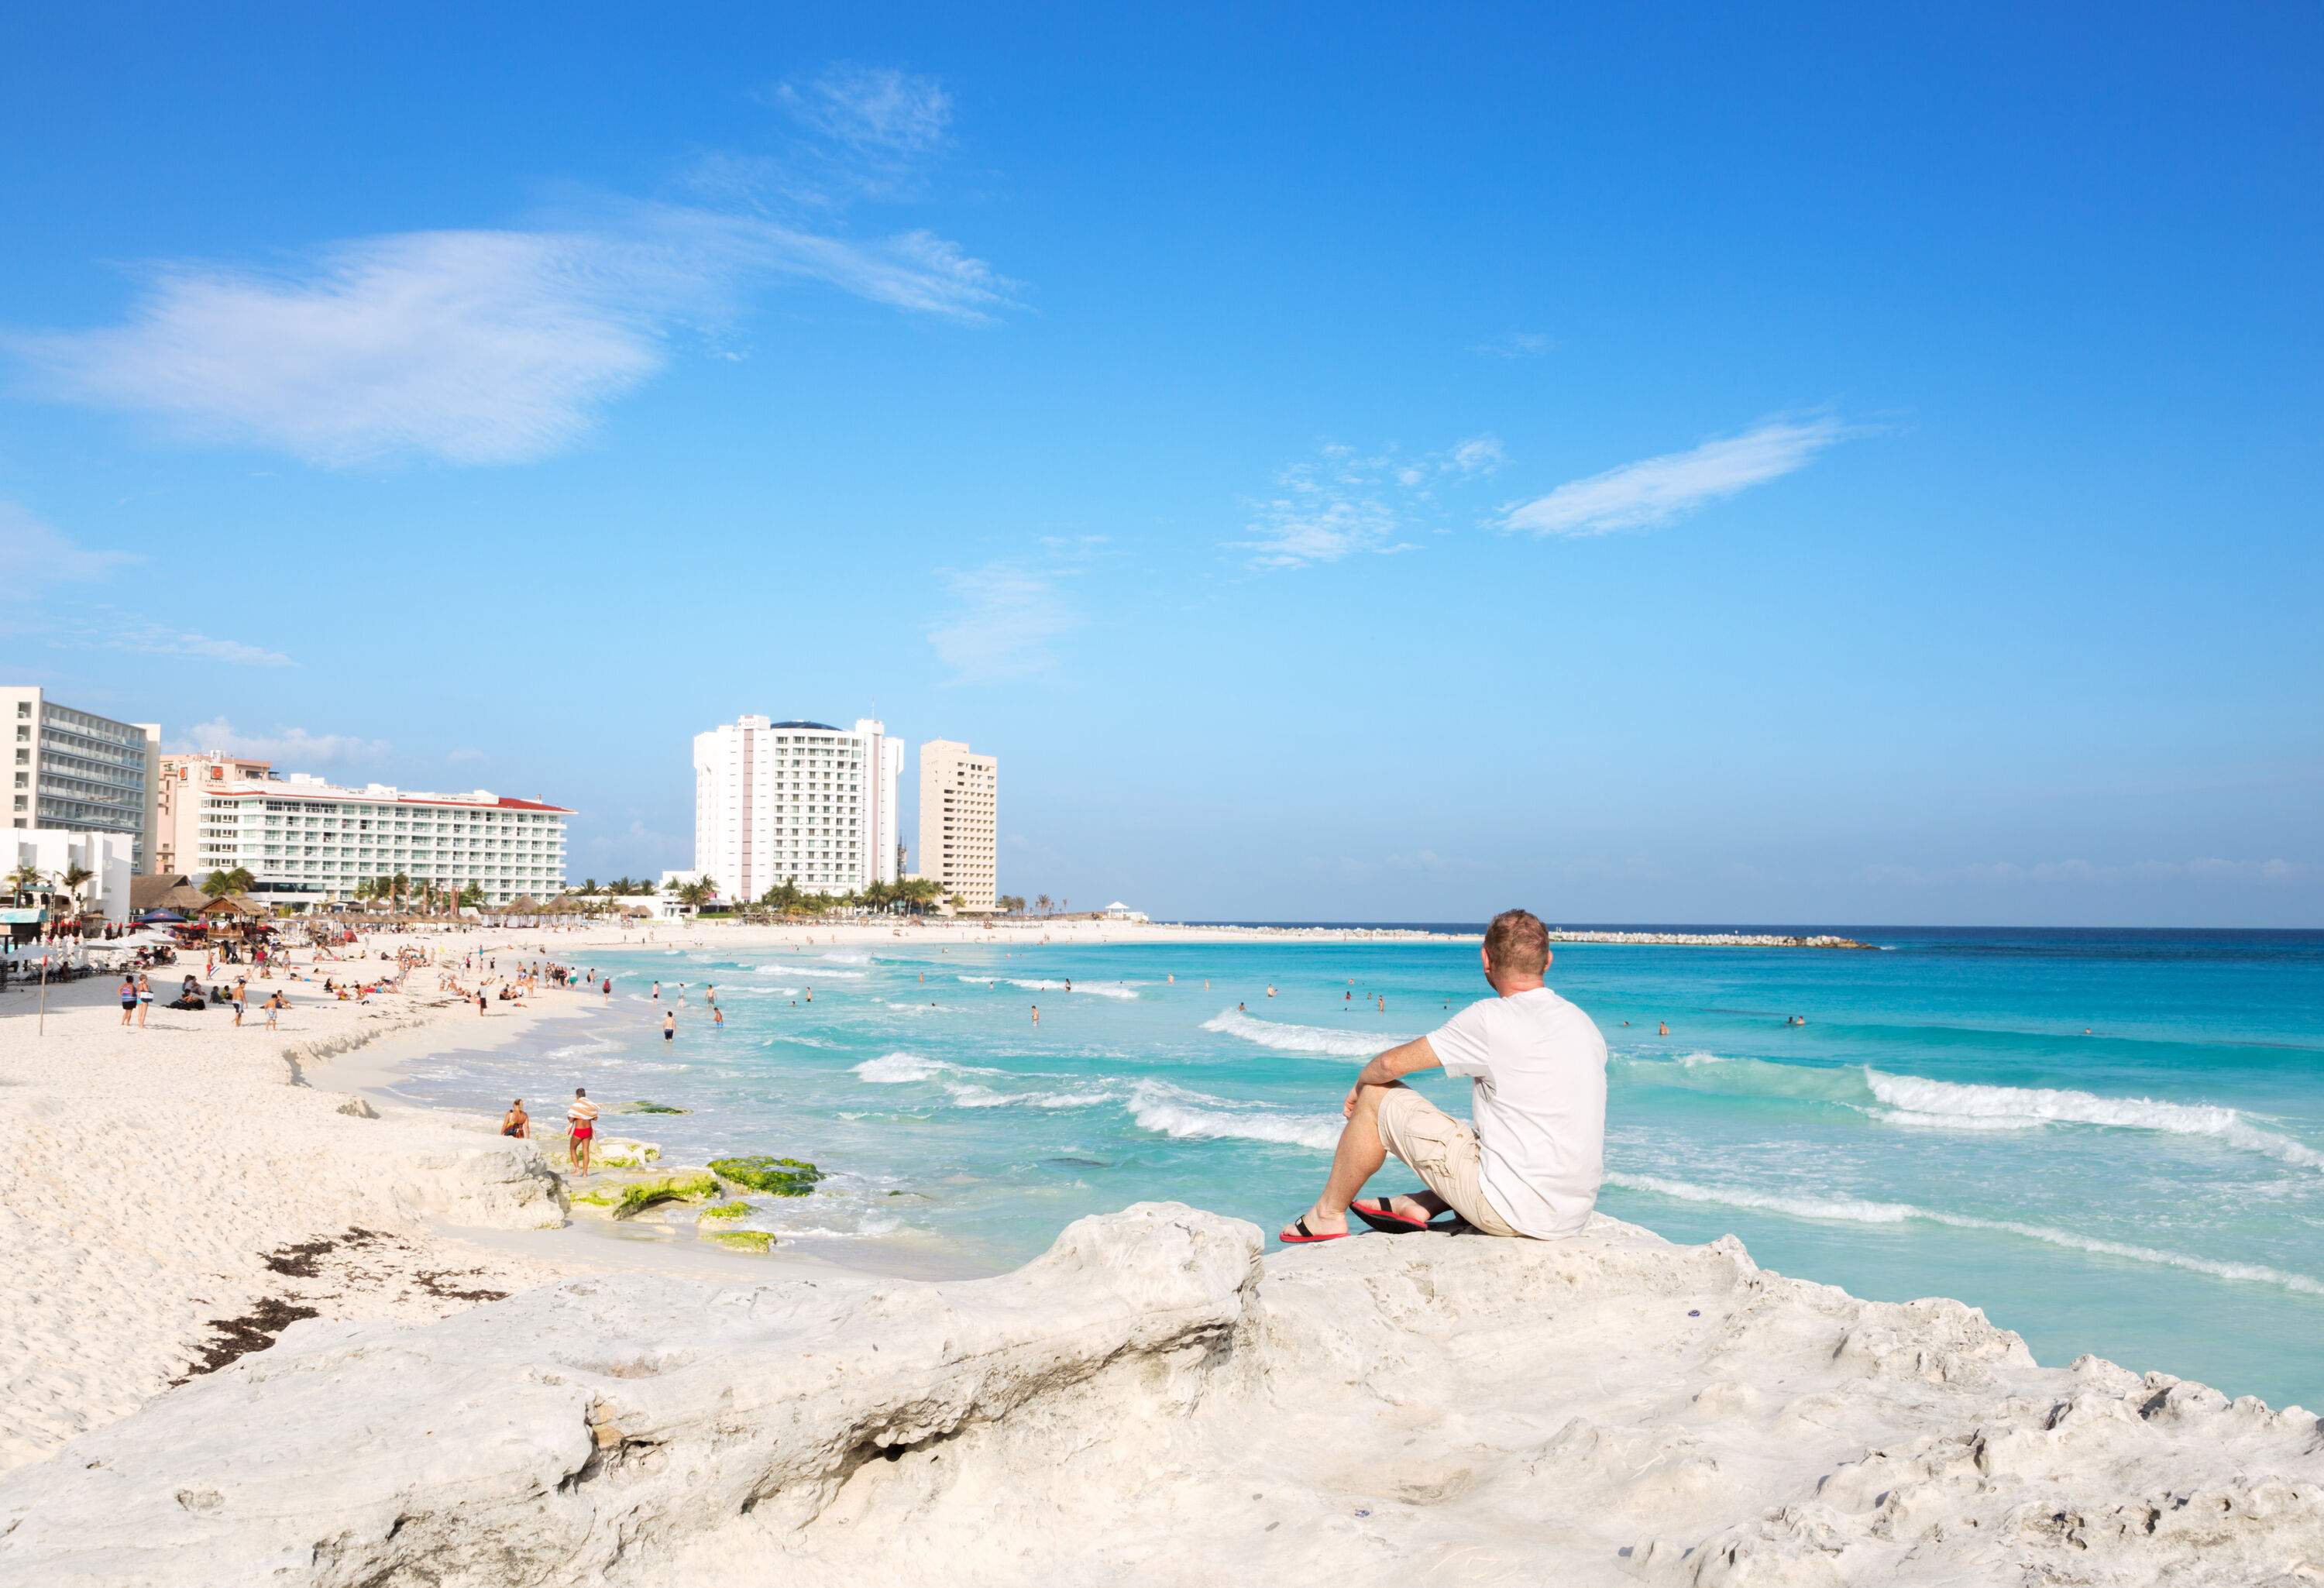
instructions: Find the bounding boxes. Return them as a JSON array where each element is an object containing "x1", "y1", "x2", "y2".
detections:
[
  {"x1": 566, "y1": 1088, "x2": 599, "y2": 1175},
  {"x1": 136, "y1": 972, "x2": 153, "y2": 1027},
  {"x1": 231, "y1": 977, "x2": 249, "y2": 1027},
  {"x1": 1276, "y1": 909, "x2": 1606, "y2": 1246},
  {"x1": 119, "y1": 974, "x2": 137, "y2": 1026}
]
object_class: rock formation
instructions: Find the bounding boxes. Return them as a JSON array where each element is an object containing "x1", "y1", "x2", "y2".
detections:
[{"x1": 4, "y1": 1203, "x2": 2318, "y2": 1586}]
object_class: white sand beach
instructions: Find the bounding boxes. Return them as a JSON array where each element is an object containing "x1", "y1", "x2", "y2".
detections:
[{"x1": 2, "y1": 921, "x2": 2319, "y2": 1583}]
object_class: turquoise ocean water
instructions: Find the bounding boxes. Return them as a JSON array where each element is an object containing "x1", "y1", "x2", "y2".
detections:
[{"x1": 389, "y1": 926, "x2": 2324, "y2": 1409}]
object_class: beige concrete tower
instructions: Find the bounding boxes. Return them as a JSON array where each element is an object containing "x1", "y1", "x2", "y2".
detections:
[{"x1": 916, "y1": 739, "x2": 997, "y2": 913}]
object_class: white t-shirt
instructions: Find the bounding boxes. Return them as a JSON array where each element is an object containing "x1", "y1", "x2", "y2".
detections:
[{"x1": 1428, "y1": 987, "x2": 1607, "y2": 1238}]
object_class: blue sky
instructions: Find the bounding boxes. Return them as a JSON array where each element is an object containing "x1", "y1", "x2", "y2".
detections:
[{"x1": 3, "y1": 5, "x2": 2317, "y2": 926}]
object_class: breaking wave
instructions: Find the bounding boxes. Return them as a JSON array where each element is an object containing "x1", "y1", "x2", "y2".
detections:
[
  {"x1": 1605, "y1": 1173, "x2": 2324, "y2": 1296},
  {"x1": 1126, "y1": 1080, "x2": 1341, "y2": 1151},
  {"x1": 1611, "y1": 1054, "x2": 2324, "y2": 1170},
  {"x1": 1201, "y1": 1008, "x2": 1408, "y2": 1058},
  {"x1": 959, "y1": 976, "x2": 1137, "y2": 1000}
]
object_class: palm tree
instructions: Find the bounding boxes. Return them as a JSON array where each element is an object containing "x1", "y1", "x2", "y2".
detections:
[
  {"x1": 459, "y1": 882, "x2": 485, "y2": 910},
  {"x1": 5, "y1": 861, "x2": 46, "y2": 906},
  {"x1": 582, "y1": 876, "x2": 599, "y2": 895},
  {"x1": 1036, "y1": 892, "x2": 1052, "y2": 917},
  {"x1": 60, "y1": 862, "x2": 95, "y2": 914}
]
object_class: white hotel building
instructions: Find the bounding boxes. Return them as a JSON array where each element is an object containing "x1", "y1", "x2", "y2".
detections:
[
  {"x1": 177, "y1": 767, "x2": 571, "y2": 909},
  {"x1": 693, "y1": 717, "x2": 901, "y2": 901}
]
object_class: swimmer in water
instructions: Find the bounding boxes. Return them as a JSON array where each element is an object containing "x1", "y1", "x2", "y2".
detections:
[
  {"x1": 1031, "y1": 1004, "x2": 1040, "y2": 1024},
  {"x1": 1658, "y1": 1022, "x2": 1669, "y2": 1036}
]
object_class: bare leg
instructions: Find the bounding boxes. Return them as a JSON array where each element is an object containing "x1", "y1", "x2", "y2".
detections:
[{"x1": 1281, "y1": 1082, "x2": 1399, "y2": 1239}]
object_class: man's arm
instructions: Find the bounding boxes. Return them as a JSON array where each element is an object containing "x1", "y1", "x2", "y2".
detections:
[{"x1": 1343, "y1": 1035, "x2": 1442, "y2": 1115}]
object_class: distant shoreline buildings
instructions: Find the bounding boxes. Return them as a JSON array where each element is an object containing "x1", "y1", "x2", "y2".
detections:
[
  {"x1": 693, "y1": 716, "x2": 902, "y2": 902},
  {"x1": 6, "y1": 686, "x2": 160, "y2": 870},
  {"x1": 691, "y1": 716, "x2": 1001, "y2": 911},
  {"x1": 918, "y1": 738, "x2": 998, "y2": 914},
  {"x1": 158, "y1": 756, "x2": 571, "y2": 909},
  {"x1": 6, "y1": 679, "x2": 574, "y2": 921}
]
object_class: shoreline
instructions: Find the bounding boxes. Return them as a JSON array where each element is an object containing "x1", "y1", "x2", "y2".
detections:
[{"x1": 7, "y1": 919, "x2": 2321, "y2": 1583}]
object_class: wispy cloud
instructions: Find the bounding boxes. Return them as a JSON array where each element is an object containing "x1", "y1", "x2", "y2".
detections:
[
  {"x1": 1501, "y1": 416, "x2": 1847, "y2": 537},
  {"x1": 446, "y1": 748, "x2": 486, "y2": 763},
  {"x1": 9, "y1": 208, "x2": 1011, "y2": 467},
  {"x1": 928, "y1": 562, "x2": 1082, "y2": 683},
  {"x1": 1, "y1": 502, "x2": 138, "y2": 586},
  {"x1": 1473, "y1": 331, "x2": 1555, "y2": 359},
  {"x1": 9, "y1": 65, "x2": 1008, "y2": 468},
  {"x1": 773, "y1": 64, "x2": 952, "y2": 159},
  {"x1": 169, "y1": 717, "x2": 388, "y2": 763},
  {"x1": 9, "y1": 607, "x2": 294, "y2": 667},
  {"x1": 113, "y1": 626, "x2": 293, "y2": 667},
  {"x1": 1238, "y1": 435, "x2": 1504, "y2": 569}
]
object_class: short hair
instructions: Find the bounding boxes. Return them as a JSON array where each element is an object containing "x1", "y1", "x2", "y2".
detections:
[{"x1": 1483, "y1": 908, "x2": 1550, "y2": 975}]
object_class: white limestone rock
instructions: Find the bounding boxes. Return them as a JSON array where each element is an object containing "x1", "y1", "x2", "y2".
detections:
[{"x1": 3, "y1": 1204, "x2": 2319, "y2": 1586}]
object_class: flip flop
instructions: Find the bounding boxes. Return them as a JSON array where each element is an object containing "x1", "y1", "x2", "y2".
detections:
[
  {"x1": 1351, "y1": 1196, "x2": 1441, "y2": 1234},
  {"x1": 1278, "y1": 1215, "x2": 1350, "y2": 1244}
]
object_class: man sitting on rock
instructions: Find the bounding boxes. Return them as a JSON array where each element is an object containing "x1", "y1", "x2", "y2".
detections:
[{"x1": 1280, "y1": 908, "x2": 1607, "y2": 1244}]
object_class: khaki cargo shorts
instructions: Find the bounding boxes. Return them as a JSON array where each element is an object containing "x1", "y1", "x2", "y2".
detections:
[{"x1": 1373, "y1": 1085, "x2": 1521, "y2": 1237}]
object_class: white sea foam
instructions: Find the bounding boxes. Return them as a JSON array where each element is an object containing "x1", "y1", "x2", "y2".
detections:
[
  {"x1": 801, "y1": 969, "x2": 871, "y2": 981},
  {"x1": 1863, "y1": 1070, "x2": 2324, "y2": 1168},
  {"x1": 944, "y1": 1082, "x2": 1116, "y2": 1110},
  {"x1": 853, "y1": 1052, "x2": 961, "y2": 1084},
  {"x1": 958, "y1": 975, "x2": 1137, "y2": 999},
  {"x1": 1606, "y1": 1172, "x2": 2324, "y2": 1297},
  {"x1": 1126, "y1": 1080, "x2": 1341, "y2": 1151},
  {"x1": 820, "y1": 952, "x2": 870, "y2": 964},
  {"x1": 1201, "y1": 1007, "x2": 1408, "y2": 1058}
]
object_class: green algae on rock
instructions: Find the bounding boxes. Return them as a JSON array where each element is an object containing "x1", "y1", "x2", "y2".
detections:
[
  {"x1": 697, "y1": 1200, "x2": 750, "y2": 1221},
  {"x1": 612, "y1": 1173, "x2": 721, "y2": 1219},
  {"x1": 622, "y1": 1101, "x2": 689, "y2": 1115},
  {"x1": 706, "y1": 1229, "x2": 774, "y2": 1253},
  {"x1": 710, "y1": 1157, "x2": 822, "y2": 1197}
]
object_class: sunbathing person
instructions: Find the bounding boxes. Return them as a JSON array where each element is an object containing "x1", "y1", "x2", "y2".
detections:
[{"x1": 1278, "y1": 908, "x2": 1607, "y2": 1244}]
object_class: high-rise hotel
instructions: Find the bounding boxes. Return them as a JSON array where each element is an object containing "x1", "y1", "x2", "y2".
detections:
[
  {"x1": 5, "y1": 686, "x2": 161, "y2": 868},
  {"x1": 693, "y1": 717, "x2": 902, "y2": 901},
  {"x1": 917, "y1": 738, "x2": 998, "y2": 913}
]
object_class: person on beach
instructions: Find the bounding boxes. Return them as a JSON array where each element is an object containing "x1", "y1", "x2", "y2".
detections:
[
  {"x1": 231, "y1": 978, "x2": 249, "y2": 1027},
  {"x1": 136, "y1": 973, "x2": 153, "y2": 1026},
  {"x1": 713, "y1": 1004, "x2": 724, "y2": 1027},
  {"x1": 663, "y1": 1010, "x2": 676, "y2": 1043},
  {"x1": 263, "y1": 989, "x2": 286, "y2": 1029},
  {"x1": 1277, "y1": 909, "x2": 1607, "y2": 1246},
  {"x1": 502, "y1": 1099, "x2": 530, "y2": 1138},
  {"x1": 119, "y1": 974, "x2": 137, "y2": 1026},
  {"x1": 566, "y1": 1089, "x2": 599, "y2": 1175}
]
